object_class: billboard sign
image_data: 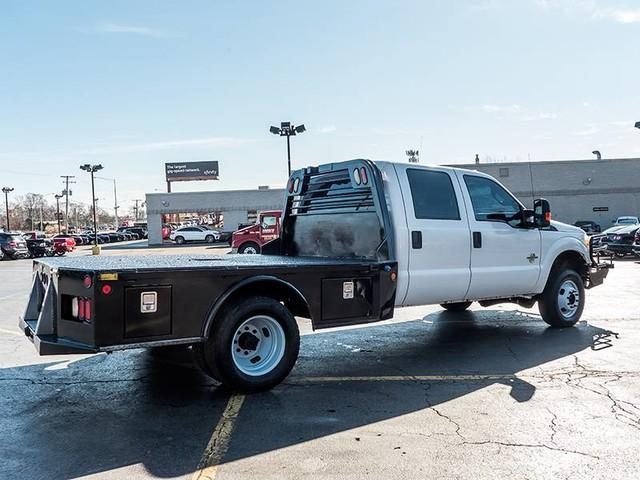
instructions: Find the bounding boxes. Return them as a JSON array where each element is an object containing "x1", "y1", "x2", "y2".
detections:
[{"x1": 165, "y1": 161, "x2": 219, "y2": 182}]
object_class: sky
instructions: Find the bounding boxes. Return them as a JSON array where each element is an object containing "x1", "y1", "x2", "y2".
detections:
[{"x1": 1, "y1": 0, "x2": 639, "y2": 212}]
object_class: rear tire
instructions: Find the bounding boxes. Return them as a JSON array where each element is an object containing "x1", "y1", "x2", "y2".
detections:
[
  {"x1": 441, "y1": 301, "x2": 472, "y2": 312},
  {"x1": 538, "y1": 268, "x2": 584, "y2": 328},
  {"x1": 194, "y1": 296, "x2": 300, "y2": 393},
  {"x1": 238, "y1": 242, "x2": 260, "y2": 254}
]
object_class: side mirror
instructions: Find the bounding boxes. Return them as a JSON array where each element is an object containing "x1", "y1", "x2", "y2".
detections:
[
  {"x1": 533, "y1": 198, "x2": 551, "y2": 228},
  {"x1": 522, "y1": 208, "x2": 535, "y2": 226}
]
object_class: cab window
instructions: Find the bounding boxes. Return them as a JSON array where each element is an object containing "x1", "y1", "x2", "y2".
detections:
[
  {"x1": 464, "y1": 175, "x2": 522, "y2": 226},
  {"x1": 261, "y1": 216, "x2": 277, "y2": 229},
  {"x1": 406, "y1": 169, "x2": 460, "y2": 220}
]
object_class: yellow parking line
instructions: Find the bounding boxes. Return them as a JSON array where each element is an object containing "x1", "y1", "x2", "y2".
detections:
[
  {"x1": 192, "y1": 394, "x2": 246, "y2": 480},
  {"x1": 288, "y1": 374, "x2": 519, "y2": 383}
]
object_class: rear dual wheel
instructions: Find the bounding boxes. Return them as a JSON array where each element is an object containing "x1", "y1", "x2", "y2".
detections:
[{"x1": 194, "y1": 296, "x2": 300, "y2": 393}]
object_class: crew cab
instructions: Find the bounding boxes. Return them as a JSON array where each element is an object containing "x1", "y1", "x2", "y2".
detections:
[
  {"x1": 231, "y1": 210, "x2": 282, "y2": 254},
  {"x1": 19, "y1": 160, "x2": 610, "y2": 392}
]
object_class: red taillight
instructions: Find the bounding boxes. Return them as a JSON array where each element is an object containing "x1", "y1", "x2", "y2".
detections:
[
  {"x1": 78, "y1": 298, "x2": 86, "y2": 320},
  {"x1": 83, "y1": 275, "x2": 92, "y2": 289},
  {"x1": 360, "y1": 167, "x2": 368, "y2": 185},
  {"x1": 545, "y1": 212, "x2": 552, "y2": 222},
  {"x1": 288, "y1": 178, "x2": 294, "y2": 193},
  {"x1": 101, "y1": 284, "x2": 112, "y2": 295},
  {"x1": 8, "y1": 241, "x2": 17, "y2": 248},
  {"x1": 84, "y1": 301, "x2": 91, "y2": 321}
]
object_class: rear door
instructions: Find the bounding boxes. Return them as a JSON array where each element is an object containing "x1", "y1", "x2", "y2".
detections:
[
  {"x1": 395, "y1": 165, "x2": 472, "y2": 305},
  {"x1": 457, "y1": 173, "x2": 541, "y2": 298}
]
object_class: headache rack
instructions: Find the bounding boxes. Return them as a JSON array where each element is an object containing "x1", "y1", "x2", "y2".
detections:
[
  {"x1": 279, "y1": 160, "x2": 393, "y2": 261},
  {"x1": 290, "y1": 167, "x2": 375, "y2": 216}
]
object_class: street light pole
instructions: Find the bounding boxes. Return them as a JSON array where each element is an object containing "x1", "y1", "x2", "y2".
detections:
[
  {"x1": 54, "y1": 194, "x2": 63, "y2": 234},
  {"x1": 80, "y1": 164, "x2": 103, "y2": 253},
  {"x1": 2, "y1": 187, "x2": 14, "y2": 231},
  {"x1": 270, "y1": 122, "x2": 306, "y2": 177}
]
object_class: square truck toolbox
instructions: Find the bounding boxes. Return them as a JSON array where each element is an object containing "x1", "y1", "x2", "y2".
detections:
[{"x1": 124, "y1": 286, "x2": 172, "y2": 338}]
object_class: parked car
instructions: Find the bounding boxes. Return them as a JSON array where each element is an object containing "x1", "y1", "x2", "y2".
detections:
[
  {"x1": 606, "y1": 224, "x2": 640, "y2": 257},
  {"x1": 117, "y1": 226, "x2": 147, "y2": 240},
  {"x1": 613, "y1": 216, "x2": 639, "y2": 226},
  {"x1": 23, "y1": 232, "x2": 54, "y2": 258},
  {"x1": 52, "y1": 235, "x2": 76, "y2": 255},
  {"x1": 232, "y1": 211, "x2": 281, "y2": 254},
  {"x1": 633, "y1": 229, "x2": 640, "y2": 257},
  {"x1": 0, "y1": 232, "x2": 29, "y2": 259},
  {"x1": 170, "y1": 226, "x2": 219, "y2": 244},
  {"x1": 574, "y1": 220, "x2": 601, "y2": 234}
]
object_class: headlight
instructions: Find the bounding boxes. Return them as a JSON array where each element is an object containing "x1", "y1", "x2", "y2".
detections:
[{"x1": 583, "y1": 233, "x2": 590, "y2": 248}]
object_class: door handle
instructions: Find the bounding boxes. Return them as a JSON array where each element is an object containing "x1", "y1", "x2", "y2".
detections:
[
  {"x1": 411, "y1": 230, "x2": 422, "y2": 249},
  {"x1": 473, "y1": 231, "x2": 482, "y2": 248}
]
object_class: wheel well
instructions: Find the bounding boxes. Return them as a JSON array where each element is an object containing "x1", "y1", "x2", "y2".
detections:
[
  {"x1": 204, "y1": 278, "x2": 311, "y2": 337},
  {"x1": 550, "y1": 250, "x2": 589, "y2": 281}
]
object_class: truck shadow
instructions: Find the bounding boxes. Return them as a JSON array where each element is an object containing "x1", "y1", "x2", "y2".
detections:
[{"x1": 0, "y1": 309, "x2": 615, "y2": 479}]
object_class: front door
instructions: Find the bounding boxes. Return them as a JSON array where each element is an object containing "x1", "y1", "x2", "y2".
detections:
[
  {"x1": 396, "y1": 165, "x2": 472, "y2": 306},
  {"x1": 259, "y1": 214, "x2": 280, "y2": 243},
  {"x1": 457, "y1": 172, "x2": 541, "y2": 299}
]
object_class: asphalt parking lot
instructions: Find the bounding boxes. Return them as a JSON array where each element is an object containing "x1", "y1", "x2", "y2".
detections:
[{"x1": 1, "y1": 247, "x2": 639, "y2": 479}]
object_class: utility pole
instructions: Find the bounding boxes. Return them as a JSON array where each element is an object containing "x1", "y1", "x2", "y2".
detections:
[
  {"x1": 2, "y1": 187, "x2": 14, "y2": 231},
  {"x1": 54, "y1": 194, "x2": 63, "y2": 234},
  {"x1": 60, "y1": 175, "x2": 76, "y2": 233},
  {"x1": 96, "y1": 176, "x2": 119, "y2": 227},
  {"x1": 133, "y1": 199, "x2": 144, "y2": 221}
]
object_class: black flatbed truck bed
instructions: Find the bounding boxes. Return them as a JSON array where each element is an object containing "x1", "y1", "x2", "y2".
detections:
[{"x1": 19, "y1": 160, "x2": 398, "y2": 392}]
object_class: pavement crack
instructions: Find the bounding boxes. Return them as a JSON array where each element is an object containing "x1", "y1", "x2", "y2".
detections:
[
  {"x1": 546, "y1": 407, "x2": 559, "y2": 445},
  {"x1": 462, "y1": 440, "x2": 599, "y2": 459}
]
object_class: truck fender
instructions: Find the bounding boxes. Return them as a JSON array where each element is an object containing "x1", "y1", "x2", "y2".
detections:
[
  {"x1": 535, "y1": 238, "x2": 590, "y2": 293},
  {"x1": 202, "y1": 275, "x2": 311, "y2": 339}
]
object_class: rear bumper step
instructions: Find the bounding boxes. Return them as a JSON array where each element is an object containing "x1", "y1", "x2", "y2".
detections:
[{"x1": 19, "y1": 317, "x2": 98, "y2": 355}]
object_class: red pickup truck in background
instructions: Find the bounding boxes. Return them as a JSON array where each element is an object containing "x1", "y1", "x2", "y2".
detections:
[{"x1": 231, "y1": 210, "x2": 281, "y2": 254}]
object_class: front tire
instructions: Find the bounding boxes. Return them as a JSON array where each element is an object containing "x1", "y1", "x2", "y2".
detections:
[
  {"x1": 441, "y1": 301, "x2": 472, "y2": 312},
  {"x1": 205, "y1": 234, "x2": 215, "y2": 243},
  {"x1": 538, "y1": 268, "x2": 585, "y2": 328},
  {"x1": 175, "y1": 236, "x2": 185, "y2": 245},
  {"x1": 238, "y1": 242, "x2": 260, "y2": 254},
  {"x1": 194, "y1": 296, "x2": 300, "y2": 393}
]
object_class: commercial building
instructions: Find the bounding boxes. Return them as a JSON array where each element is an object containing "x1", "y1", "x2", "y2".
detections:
[
  {"x1": 448, "y1": 157, "x2": 640, "y2": 228},
  {"x1": 146, "y1": 188, "x2": 285, "y2": 245}
]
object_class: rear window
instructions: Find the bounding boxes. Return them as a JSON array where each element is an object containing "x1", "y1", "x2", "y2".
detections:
[{"x1": 406, "y1": 169, "x2": 460, "y2": 220}]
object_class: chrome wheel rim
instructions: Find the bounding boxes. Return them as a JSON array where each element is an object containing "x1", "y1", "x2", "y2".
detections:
[
  {"x1": 231, "y1": 315, "x2": 285, "y2": 376},
  {"x1": 243, "y1": 246, "x2": 257, "y2": 254},
  {"x1": 558, "y1": 279, "x2": 580, "y2": 319}
]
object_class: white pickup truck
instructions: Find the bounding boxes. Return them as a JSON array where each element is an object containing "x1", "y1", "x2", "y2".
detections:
[{"x1": 20, "y1": 159, "x2": 610, "y2": 392}]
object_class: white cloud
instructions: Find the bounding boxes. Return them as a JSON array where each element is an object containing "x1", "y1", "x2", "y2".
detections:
[
  {"x1": 80, "y1": 136, "x2": 256, "y2": 155},
  {"x1": 582, "y1": 101, "x2": 591, "y2": 107},
  {"x1": 533, "y1": 1, "x2": 640, "y2": 24},
  {"x1": 574, "y1": 125, "x2": 600, "y2": 136},
  {"x1": 594, "y1": 8, "x2": 640, "y2": 24},
  {"x1": 481, "y1": 104, "x2": 522, "y2": 113},
  {"x1": 90, "y1": 22, "x2": 170, "y2": 38},
  {"x1": 318, "y1": 125, "x2": 337, "y2": 134},
  {"x1": 609, "y1": 120, "x2": 632, "y2": 127}
]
